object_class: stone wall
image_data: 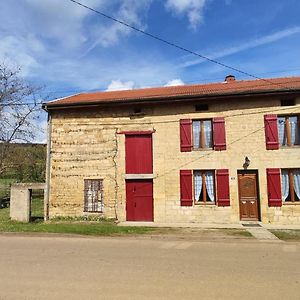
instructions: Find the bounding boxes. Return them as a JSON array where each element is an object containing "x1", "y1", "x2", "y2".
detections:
[{"x1": 48, "y1": 95, "x2": 300, "y2": 224}]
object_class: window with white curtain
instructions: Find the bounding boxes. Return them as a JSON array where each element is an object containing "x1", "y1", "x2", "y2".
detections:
[
  {"x1": 194, "y1": 170, "x2": 215, "y2": 204},
  {"x1": 278, "y1": 115, "x2": 300, "y2": 147},
  {"x1": 192, "y1": 120, "x2": 213, "y2": 149},
  {"x1": 281, "y1": 169, "x2": 300, "y2": 203}
]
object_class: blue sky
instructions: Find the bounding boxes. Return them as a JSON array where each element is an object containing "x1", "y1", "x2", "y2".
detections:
[
  {"x1": 1, "y1": 0, "x2": 300, "y2": 96},
  {"x1": 1, "y1": 0, "x2": 300, "y2": 141}
]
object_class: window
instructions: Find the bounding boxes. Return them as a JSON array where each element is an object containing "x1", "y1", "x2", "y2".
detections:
[
  {"x1": 281, "y1": 98, "x2": 295, "y2": 106},
  {"x1": 281, "y1": 169, "x2": 300, "y2": 203},
  {"x1": 195, "y1": 104, "x2": 209, "y2": 111},
  {"x1": 192, "y1": 120, "x2": 213, "y2": 149},
  {"x1": 194, "y1": 170, "x2": 215, "y2": 204},
  {"x1": 180, "y1": 118, "x2": 226, "y2": 152},
  {"x1": 84, "y1": 179, "x2": 103, "y2": 212},
  {"x1": 180, "y1": 169, "x2": 230, "y2": 206},
  {"x1": 278, "y1": 115, "x2": 300, "y2": 146}
]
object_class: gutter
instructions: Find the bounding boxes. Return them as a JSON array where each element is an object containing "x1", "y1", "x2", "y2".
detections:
[
  {"x1": 44, "y1": 112, "x2": 52, "y2": 221},
  {"x1": 42, "y1": 88, "x2": 300, "y2": 111}
]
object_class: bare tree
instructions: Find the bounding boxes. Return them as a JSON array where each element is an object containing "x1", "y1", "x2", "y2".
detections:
[{"x1": 0, "y1": 63, "x2": 44, "y2": 176}]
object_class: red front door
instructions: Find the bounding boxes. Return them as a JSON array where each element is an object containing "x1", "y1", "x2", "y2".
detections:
[{"x1": 126, "y1": 180, "x2": 153, "y2": 221}]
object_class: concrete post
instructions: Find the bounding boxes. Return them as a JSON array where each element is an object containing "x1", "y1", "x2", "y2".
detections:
[{"x1": 10, "y1": 183, "x2": 45, "y2": 223}]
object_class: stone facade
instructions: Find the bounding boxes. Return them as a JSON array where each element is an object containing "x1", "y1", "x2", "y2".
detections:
[{"x1": 47, "y1": 95, "x2": 300, "y2": 224}]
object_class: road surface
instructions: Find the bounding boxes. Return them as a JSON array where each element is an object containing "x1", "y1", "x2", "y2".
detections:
[{"x1": 0, "y1": 234, "x2": 299, "y2": 299}]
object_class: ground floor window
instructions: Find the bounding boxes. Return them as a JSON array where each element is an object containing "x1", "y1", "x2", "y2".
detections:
[
  {"x1": 281, "y1": 169, "x2": 300, "y2": 202},
  {"x1": 84, "y1": 179, "x2": 103, "y2": 212},
  {"x1": 194, "y1": 170, "x2": 215, "y2": 204}
]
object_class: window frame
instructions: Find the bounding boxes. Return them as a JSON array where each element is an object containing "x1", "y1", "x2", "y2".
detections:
[
  {"x1": 192, "y1": 119, "x2": 213, "y2": 150},
  {"x1": 193, "y1": 170, "x2": 216, "y2": 205},
  {"x1": 84, "y1": 179, "x2": 104, "y2": 213},
  {"x1": 277, "y1": 114, "x2": 300, "y2": 147},
  {"x1": 281, "y1": 168, "x2": 300, "y2": 204}
]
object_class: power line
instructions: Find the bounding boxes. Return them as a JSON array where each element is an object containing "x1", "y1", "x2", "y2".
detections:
[{"x1": 68, "y1": 0, "x2": 296, "y2": 92}]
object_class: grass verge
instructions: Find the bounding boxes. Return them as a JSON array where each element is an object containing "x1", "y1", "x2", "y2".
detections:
[
  {"x1": 0, "y1": 206, "x2": 155, "y2": 236},
  {"x1": 222, "y1": 229, "x2": 253, "y2": 237},
  {"x1": 0, "y1": 202, "x2": 254, "y2": 238},
  {"x1": 270, "y1": 230, "x2": 300, "y2": 241}
]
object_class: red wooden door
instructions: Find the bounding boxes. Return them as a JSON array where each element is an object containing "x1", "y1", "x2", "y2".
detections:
[
  {"x1": 126, "y1": 180, "x2": 153, "y2": 221},
  {"x1": 238, "y1": 173, "x2": 259, "y2": 221},
  {"x1": 125, "y1": 134, "x2": 152, "y2": 174}
]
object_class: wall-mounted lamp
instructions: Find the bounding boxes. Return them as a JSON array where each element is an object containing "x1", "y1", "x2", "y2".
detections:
[{"x1": 243, "y1": 156, "x2": 250, "y2": 169}]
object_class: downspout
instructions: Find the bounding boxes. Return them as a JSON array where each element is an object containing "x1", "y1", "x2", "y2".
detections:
[{"x1": 44, "y1": 112, "x2": 52, "y2": 221}]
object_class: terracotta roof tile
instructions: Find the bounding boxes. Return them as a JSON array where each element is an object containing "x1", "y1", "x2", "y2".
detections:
[{"x1": 45, "y1": 76, "x2": 300, "y2": 108}]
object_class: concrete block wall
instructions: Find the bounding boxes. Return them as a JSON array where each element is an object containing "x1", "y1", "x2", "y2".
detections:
[{"x1": 48, "y1": 96, "x2": 300, "y2": 224}]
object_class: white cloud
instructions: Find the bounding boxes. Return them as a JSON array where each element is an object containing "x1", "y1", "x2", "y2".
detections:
[
  {"x1": 86, "y1": 0, "x2": 152, "y2": 52},
  {"x1": 0, "y1": 35, "x2": 43, "y2": 76},
  {"x1": 106, "y1": 80, "x2": 135, "y2": 91},
  {"x1": 180, "y1": 26, "x2": 300, "y2": 68},
  {"x1": 164, "y1": 79, "x2": 185, "y2": 86},
  {"x1": 165, "y1": 0, "x2": 207, "y2": 29},
  {"x1": 24, "y1": 0, "x2": 105, "y2": 48}
]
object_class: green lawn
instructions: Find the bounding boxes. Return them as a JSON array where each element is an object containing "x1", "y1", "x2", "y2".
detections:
[
  {"x1": 0, "y1": 203, "x2": 155, "y2": 236},
  {"x1": 270, "y1": 230, "x2": 300, "y2": 241},
  {"x1": 0, "y1": 197, "x2": 259, "y2": 238},
  {"x1": 31, "y1": 196, "x2": 44, "y2": 219}
]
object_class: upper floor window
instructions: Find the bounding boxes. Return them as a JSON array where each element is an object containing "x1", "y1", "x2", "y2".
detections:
[
  {"x1": 194, "y1": 170, "x2": 215, "y2": 204},
  {"x1": 278, "y1": 115, "x2": 300, "y2": 147},
  {"x1": 180, "y1": 118, "x2": 226, "y2": 152},
  {"x1": 192, "y1": 120, "x2": 213, "y2": 149},
  {"x1": 281, "y1": 169, "x2": 300, "y2": 203}
]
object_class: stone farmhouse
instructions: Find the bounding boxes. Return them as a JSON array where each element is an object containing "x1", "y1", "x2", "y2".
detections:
[{"x1": 43, "y1": 75, "x2": 300, "y2": 225}]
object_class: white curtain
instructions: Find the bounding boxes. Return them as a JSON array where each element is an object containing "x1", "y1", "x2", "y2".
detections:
[
  {"x1": 294, "y1": 170, "x2": 300, "y2": 200},
  {"x1": 204, "y1": 120, "x2": 212, "y2": 148},
  {"x1": 205, "y1": 171, "x2": 215, "y2": 202},
  {"x1": 281, "y1": 170, "x2": 289, "y2": 201},
  {"x1": 289, "y1": 116, "x2": 299, "y2": 145},
  {"x1": 193, "y1": 121, "x2": 200, "y2": 148},
  {"x1": 278, "y1": 117, "x2": 286, "y2": 146},
  {"x1": 194, "y1": 172, "x2": 202, "y2": 202}
]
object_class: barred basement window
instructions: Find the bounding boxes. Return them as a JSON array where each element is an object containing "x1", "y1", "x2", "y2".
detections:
[{"x1": 84, "y1": 179, "x2": 103, "y2": 212}]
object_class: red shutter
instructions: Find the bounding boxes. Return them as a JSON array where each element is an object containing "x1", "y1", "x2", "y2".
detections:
[
  {"x1": 264, "y1": 115, "x2": 279, "y2": 150},
  {"x1": 180, "y1": 119, "x2": 192, "y2": 152},
  {"x1": 180, "y1": 170, "x2": 193, "y2": 206},
  {"x1": 213, "y1": 117, "x2": 226, "y2": 151},
  {"x1": 266, "y1": 168, "x2": 282, "y2": 207},
  {"x1": 216, "y1": 169, "x2": 230, "y2": 206}
]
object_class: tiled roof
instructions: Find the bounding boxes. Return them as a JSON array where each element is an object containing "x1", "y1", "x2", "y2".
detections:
[{"x1": 44, "y1": 76, "x2": 300, "y2": 108}]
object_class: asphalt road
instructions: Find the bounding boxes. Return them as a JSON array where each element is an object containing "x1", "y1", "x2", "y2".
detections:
[{"x1": 0, "y1": 234, "x2": 299, "y2": 300}]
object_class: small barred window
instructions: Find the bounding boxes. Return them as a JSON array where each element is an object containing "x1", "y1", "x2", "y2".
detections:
[{"x1": 84, "y1": 179, "x2": 103, "y2": 212}]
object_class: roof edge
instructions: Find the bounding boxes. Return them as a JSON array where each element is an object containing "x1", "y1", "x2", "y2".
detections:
[{"x1": 43, "y1": 88, "x2": 300, "y2": 111}]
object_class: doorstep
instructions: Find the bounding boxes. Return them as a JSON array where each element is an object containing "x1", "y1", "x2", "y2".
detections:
[{"x1": 118, "y1": 221, "x2": 244, "y2": 229}]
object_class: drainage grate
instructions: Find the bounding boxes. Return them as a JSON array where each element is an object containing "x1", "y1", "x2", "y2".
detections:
[{"x1": 242, "y1": 223, "x2": 261, "y2": 227}]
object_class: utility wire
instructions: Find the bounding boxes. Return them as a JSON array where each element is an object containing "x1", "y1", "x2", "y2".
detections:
[{"x1": 68, "y1": 0, "x2": 296, "y2": 92}]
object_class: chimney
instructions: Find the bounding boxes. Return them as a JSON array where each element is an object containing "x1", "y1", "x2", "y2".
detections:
[{"x1": 225, "y1": 75, "x2": 235, "y2": 83}]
